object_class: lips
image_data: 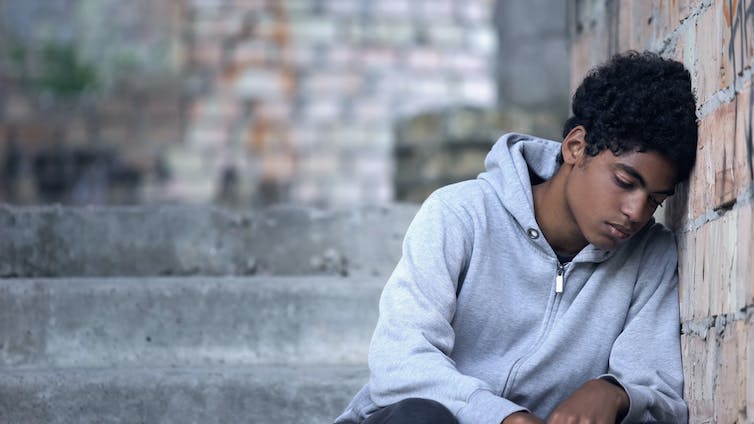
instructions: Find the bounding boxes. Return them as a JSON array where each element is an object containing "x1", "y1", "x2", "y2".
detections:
[{"x1": 607, "y1": 223, "x2": 632, "y2": 240}]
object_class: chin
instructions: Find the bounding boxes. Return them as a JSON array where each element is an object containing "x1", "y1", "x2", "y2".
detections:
[{"x1": 589, "y1": 234, "x2": 621, "y2": 252}]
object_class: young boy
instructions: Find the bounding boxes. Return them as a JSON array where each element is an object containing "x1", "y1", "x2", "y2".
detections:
[{"x1": 335, "y1": 51, "x2": 698, "y2": 424}]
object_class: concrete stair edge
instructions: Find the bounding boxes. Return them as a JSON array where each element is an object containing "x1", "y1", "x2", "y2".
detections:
[
  {"x1": 1, "y1": 275, "x2": 384, "y2": 368},
  {"x1": 0, "y1": 365, "x2": 368, "y2": 424},
  {"x1": 0, "y1": 203, "x2": 418, "y2": 278}
]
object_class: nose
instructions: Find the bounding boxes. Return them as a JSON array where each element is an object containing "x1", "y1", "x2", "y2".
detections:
[{"x1": 621, "y1": 191, "x2": 649, "y2": 222}]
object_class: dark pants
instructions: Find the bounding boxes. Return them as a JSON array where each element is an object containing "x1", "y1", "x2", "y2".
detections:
[{"x1": 362, "y1": 398, "x2": 458, "y2": 424}]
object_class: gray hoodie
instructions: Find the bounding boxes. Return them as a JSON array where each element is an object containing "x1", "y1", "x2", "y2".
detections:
[{"x1": 335, "y1": 133, "x2": 687, "y2": 424}]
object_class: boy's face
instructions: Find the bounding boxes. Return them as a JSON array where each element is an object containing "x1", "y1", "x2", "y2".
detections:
[{"x1": 564, "y1": 144, "x2": 678, "y2": 252}]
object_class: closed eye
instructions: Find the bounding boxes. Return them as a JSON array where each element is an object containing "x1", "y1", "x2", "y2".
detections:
[{"x1": 614, "y1": 176, "x2": 634, "y2": 189}]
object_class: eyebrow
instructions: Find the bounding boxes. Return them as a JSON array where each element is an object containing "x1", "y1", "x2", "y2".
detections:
[{"x1": 615, "y1": 164, "x2": 676, "y2": 196}]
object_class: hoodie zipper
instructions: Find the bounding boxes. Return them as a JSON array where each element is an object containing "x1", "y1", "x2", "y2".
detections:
[
  {"x1": 555, "y1": 262, "x2": 568, "y2": 293},
  {"x1": 502, "y1": 260, "x2": 568, "y2": 398}
]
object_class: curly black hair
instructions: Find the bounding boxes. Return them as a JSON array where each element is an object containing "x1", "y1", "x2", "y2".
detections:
[{"x1": 559, "y1": 51, "x2": 698, "y2": 181}]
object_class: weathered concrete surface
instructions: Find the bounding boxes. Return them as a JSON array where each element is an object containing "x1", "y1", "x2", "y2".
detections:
[
  {"x1": 0, "y1": 365, "x2": 367, "y2": 424},
  {"x1": 0, "y1": 203, "x2": 418, "y2": 278},
  {"x1": 0, "y1": 276, "x2": 383, "y2": 368}
]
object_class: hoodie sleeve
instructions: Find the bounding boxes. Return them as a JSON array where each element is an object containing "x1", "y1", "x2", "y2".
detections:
[
  {"x1": 598, "y1": 229, "x2": 688, "y2": 423},
  {"x1": 366, "y1": 191, "x2": 528, "y2": 424}
]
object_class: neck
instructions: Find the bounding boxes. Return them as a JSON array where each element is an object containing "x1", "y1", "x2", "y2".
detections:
[{"x1": 531, "y1": 170, "x2": 589, "y2": 256}]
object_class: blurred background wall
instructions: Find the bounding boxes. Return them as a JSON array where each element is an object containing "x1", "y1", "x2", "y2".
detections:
[{"x1": 0, "y1": 0, "x2": 570, "y2": 208}]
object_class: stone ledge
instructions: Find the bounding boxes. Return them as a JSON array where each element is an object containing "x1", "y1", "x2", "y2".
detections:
[
  {"x1": 0, "y1": 203, "x2": 418, "y2": 278},
  {"x1": 0, "y1": 275, "x2": 384, "y2": 368},
  {"x1": 0, "y1": 365, "x2": 368, "y2": 424}
]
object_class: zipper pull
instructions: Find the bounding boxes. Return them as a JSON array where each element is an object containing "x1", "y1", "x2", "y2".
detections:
[{"x1": 555, "y1": 264, "x2": 565, "y2": 293}]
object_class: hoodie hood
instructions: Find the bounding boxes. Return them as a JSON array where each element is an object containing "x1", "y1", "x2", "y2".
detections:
[{"x1": 478, "y1": 133, "x2": 617, "y2": 263}]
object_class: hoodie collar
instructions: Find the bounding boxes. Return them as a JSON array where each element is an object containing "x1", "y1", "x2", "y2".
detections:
[{"x1": 478, "y1": 133, "x2": 617, "y2": 264}]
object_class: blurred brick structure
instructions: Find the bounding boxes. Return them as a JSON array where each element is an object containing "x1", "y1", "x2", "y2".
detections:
[
  {"x1": 393, "y1": 105, "x2": 566, "y2": 203},
  {"x1": 173, "y1": 0, "x2": 499, "y2": 207},
  {"x1": 0, "y1": 0, "x2": 499, "y2": 207},
  {"x1": 0, "y1": 0, "x2": 185, "y2": 205},
  {"x1": 570, "y1": 0, "x2": 754, "y2": 421},
  {"x1": 394, "y1": 0, "x2": 570, "y2": 203}
]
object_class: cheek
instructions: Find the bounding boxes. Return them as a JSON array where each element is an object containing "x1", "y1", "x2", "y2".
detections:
[
  {"x1": 567, "y1": 175, "x2": 602, "y2": 223},
  {"x1": 579, "y1": 179, "x2": 621, "y2": 223}
]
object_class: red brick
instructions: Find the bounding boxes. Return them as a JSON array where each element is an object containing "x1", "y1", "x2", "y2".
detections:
[
  {"x1": 701, "y1": 213, "x2": 742, "y2": 317},
  {"x1": 726, "y1": 81, "x2": 751, "y2": 204},
  {"x1": 722, "y1": 0, "x2": 754, "y2": 80},
  {"x1": 280, "y1": 44, "x2": 316, "y2": 67},
  {"x1": 705, "y1": 218, "x2": 722, "y2": 317},
  {"x1": 683, "y1": 333, "x2": 715, "y2": 423},
  {"x1": 255, "y1": 100, "x2": 293, "y2": 123},
  {"x1": 686, "y1": 200, "x2": 753, "y2": 317},
  {"x1": 617, "y1": 1, "x2": 657, "y2": 51},
  {"x1": 693, "y1": 1, "x2": 725, "y2": 104},
  {"x1": 621, "y1": 0, "x2": 690, "y2": 51},
  {"x1": 731, "y1": 82, "x2": 754, "y2": 196},
  {"x1": 739, "y1": 206, "x2": 754, "y2": 307},
  {"x1": 407, "y1": 48, "x2": 445, "y2": 71},
  {"x1": 688, "y1": 134, "x2": 711, "y2": 219},
  {"x1": 190, "y1": 40, "x2": 224, "y2": 67},
  {"x1": 253, "y1": 19, "x2": 291, "y2": 45},
  {"x1": 716, "y1": 214, "x2": 738, "y2": 315},
  {"x1": 677, "y1": 230, "x2": 695, "y2": 319},
  {"x1": 233, "y1": 41, "x2": 274, "y2": 67},
  {"x1": 715, "y1": 319, "x2": 748, "y2": 423},
  {"x1": 691, "y1": 0, "x2": 751, "y2": 104},
  {"x1": 260, "y1": 150, "x2": 295, "y2": 181},
  {"x1": 692, "y1": 83, "x2": 753, "y2": 219},
  {"x1": 692, "y1": 222, "x2": 710, "y2": 320},
  {"x1": 748, "y1": 316, "x2": 754, "y2": 419}
]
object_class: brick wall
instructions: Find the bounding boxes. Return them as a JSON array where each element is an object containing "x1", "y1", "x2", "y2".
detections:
[
  {"x1": 0, "y1": 0, "x2": 185, "y2": 205},
  {"x1": 0, "y1": 0, "x2": 499, "y2": 208},
  {"x1": 173, "y1": 0, "x2": 498, "y2": 207},
  {"x1": 570, "y1": 0, "x2": 753, "y2": 422}
]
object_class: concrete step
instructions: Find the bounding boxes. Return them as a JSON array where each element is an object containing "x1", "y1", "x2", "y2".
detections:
[
  {"x1": 0, "y1": 276, "x2": 383, "y2": 368},
  {"x1": 0, "y1": 365, "x2": 367, "y2": 424},
  {"x1": 0, "y1": 203, "x2": 417, "y2": 278}
]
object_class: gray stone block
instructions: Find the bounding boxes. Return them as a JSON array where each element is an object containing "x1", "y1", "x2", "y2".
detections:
[
  {"x1": 0, "y1": 204, "x2": 418, "y2": 278},
  {"x1": 0, "y1": 276, "x2": 383, "y2": 368},
  {"x1": 0, "y1": 365, "x2": 367, "y2": 424}
]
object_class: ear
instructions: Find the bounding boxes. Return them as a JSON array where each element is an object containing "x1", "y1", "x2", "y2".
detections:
[{"x1": 561, "y1": 125, "x2": 587, "y2": 165}]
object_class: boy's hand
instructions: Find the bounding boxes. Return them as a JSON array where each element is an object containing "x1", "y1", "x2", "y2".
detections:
[
  {"x1": 502, "y1": 412, "x2": 546, "y2": 424},
  {"x1": 546, "y1": 379, "x2": 629, "y2": 423}
]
